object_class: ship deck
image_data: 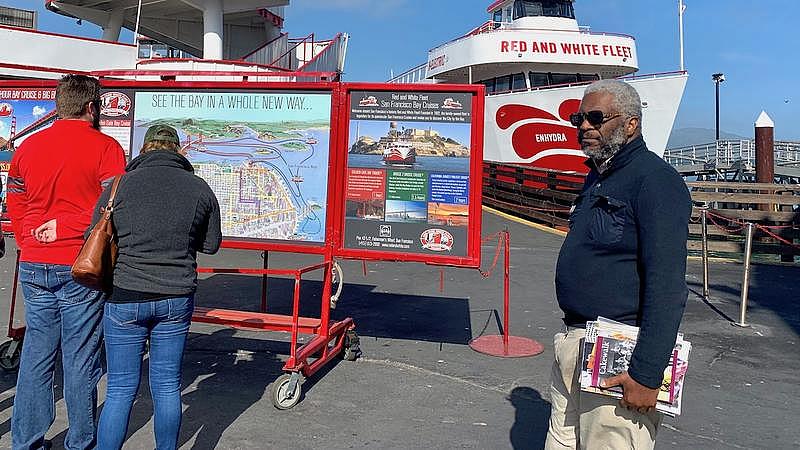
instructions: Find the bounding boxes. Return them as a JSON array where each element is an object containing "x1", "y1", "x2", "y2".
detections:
[{"x1": 0, "y1": 208, "x2": 797, "y2": 448}]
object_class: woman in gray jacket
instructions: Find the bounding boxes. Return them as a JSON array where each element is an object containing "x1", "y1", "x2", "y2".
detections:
[{"x1": 93, "y1": 125, "x2": 221, "y2": 450}]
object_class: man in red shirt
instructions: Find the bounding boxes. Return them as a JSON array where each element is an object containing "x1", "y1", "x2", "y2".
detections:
[{"x1": 7, "y1": 74, "x2": 126, "y2": 450}]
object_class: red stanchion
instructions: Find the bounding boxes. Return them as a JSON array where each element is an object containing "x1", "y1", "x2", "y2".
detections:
[{"x1": 469, "y1": 230, "x2": 545, "y2": 358}]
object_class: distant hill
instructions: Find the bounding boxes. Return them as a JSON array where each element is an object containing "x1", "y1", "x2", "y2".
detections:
[{"x1": 667, "y1": 127, "x2": 749, "y2": 149}]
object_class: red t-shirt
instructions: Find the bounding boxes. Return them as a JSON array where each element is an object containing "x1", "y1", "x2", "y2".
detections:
[{"x1": 7, "y1": 119, "x2": 126, "y2": 265}]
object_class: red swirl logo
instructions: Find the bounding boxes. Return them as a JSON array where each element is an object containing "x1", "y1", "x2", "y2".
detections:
[{"x1": 495, "y1": 99, "x2": 589, "y2": 172}]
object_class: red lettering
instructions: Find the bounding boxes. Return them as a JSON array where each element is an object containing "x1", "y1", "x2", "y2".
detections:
[
  {"x1": 531, "y1": 41, "x2": 541, "y2": 52},
  {"x1": 520, "y1": 41, "x2": 527, "y2": 52},
  {"x1": 501, "y1": 41, "x2": 509, "y2": 52},
  {"x1": 592, "y1": 44, "x2": 599, "y2": 55},
  {"x1": 561, "y1": 43, "x2": 574, "y2": 54},
  {"x1": 602, "y1": 45, "x2": 610, "y2": 56},
  {"x1": 548, "y1": 42, "x2": 557, "y2": 53}
]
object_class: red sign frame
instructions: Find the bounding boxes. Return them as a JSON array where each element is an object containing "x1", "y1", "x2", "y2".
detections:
[
  {"x1": 100, "y1": 79, "x2": 341, "y2": 256},
  {"x1": 0, "y1": 79, "x2": 484, "y2": 269},
  {"x1": 334, "y1": 82, "x2": 484, "y2": 268}
]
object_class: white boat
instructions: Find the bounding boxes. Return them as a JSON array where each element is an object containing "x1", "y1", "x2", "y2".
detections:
[{"x1": 389, "y1": 0, "x2": 687, "y2": 174}]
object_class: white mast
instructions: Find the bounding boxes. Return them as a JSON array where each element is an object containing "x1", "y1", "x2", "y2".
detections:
[{"x1": 678, "y1": 0, "x2": 686, "y2": 71}]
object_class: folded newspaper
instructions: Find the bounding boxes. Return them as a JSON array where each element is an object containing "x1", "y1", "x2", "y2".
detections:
[{"x1": 579, "y1": 317, "x2": 691, "y2": 417}]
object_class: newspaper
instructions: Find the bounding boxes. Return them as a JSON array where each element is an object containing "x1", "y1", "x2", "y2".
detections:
[{"x1": 579, "y1": 317, "x2": 691, "y2": 417}]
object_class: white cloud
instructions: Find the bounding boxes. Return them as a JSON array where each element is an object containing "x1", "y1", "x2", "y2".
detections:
[{"x1": 32, "y1": 105, "x2": 47, "y2": 118}]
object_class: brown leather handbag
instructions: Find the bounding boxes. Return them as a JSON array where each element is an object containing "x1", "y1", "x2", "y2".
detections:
[{"x1": 71, "y1": 176, "x2": 122, "y2": 292}]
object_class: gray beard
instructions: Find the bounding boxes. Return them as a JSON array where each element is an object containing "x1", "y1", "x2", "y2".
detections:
[{"x1": 583, "y1": 125, "x2": 628, "y2": 161}]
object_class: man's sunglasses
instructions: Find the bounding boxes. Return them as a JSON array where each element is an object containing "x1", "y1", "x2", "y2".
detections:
[{"x1": 569, "y1": 110, "x2": 620, "y2": 127}]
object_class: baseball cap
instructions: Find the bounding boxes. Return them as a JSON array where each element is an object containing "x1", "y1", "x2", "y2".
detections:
[{"x1": 143, "y1": 124, "x2": 180, "y2": 145}]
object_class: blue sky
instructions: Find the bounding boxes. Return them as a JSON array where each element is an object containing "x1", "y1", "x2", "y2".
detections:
[{"x1": 6, "y1": 0, "x2": 799, "y2": 140}]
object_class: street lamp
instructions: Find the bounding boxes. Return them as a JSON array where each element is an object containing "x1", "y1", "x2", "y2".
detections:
[{"x1": 712, "y1": 73, "x2": 726, "y2": 140}]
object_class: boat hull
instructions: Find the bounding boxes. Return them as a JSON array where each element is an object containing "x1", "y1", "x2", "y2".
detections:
[{"x1": 483, "y1": 73, "x2": 688, "y2": 173}]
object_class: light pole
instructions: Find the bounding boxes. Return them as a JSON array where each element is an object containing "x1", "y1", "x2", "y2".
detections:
[{"x1": 712, "y1": 73, "x2": 725, "y2": 140}]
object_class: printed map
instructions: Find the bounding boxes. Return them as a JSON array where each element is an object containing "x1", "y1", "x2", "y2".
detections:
[{"x1": 132, "y1": 91, "x2": 331, "y2": 243}]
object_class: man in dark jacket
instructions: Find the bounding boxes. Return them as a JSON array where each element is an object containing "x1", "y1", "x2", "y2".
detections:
[{"x1": 544, "y1": 80, "x2": 691, "y2": 450}]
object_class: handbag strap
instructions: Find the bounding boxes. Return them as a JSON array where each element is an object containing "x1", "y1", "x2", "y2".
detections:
[{"x1": 102, "y1": 176, "x2": 123, "y2": 219}]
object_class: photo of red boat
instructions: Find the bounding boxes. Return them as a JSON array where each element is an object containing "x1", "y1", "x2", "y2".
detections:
[{"x1": 382, "y1": 140, "x2": 416, "y2": 166}]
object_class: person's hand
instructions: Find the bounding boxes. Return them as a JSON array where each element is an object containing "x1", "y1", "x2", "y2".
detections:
[
  {"x1": 601, "y1": 371, "x2": 659, "y2": 413},
  {"x1": 32, "y1": 219, "x2": 57, "y2": 243}
]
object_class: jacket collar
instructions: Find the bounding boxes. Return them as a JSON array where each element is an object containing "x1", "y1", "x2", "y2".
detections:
[
  {"x1": 584, "y1": 135, "x2": 647, "y2": 177},
  {"x1": 126, "y1": 150, "x2": 194, "y2": 173}
]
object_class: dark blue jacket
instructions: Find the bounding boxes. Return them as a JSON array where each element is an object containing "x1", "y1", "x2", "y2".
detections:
[{"x1": 555, "y1": 135, "x2": 691, "y2": 389}]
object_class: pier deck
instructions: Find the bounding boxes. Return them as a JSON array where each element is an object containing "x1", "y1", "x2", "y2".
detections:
[{"x1": 0, "y1": 208, "x2": 797, "y2": 449}]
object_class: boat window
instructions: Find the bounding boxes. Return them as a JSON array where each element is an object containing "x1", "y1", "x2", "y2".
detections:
[
  {"x1": 495, "y1": 75, "x2": 511, "y2": 93},
  {"x1": 482, "y1": 78, "x2": 496, "y2": 94},
  {"x1": 151, "y1": 44, "x2": 168, "y2": 58},
  {"x1": 513, "y1": 1, "x2": 575, "y2": 20},
  {"x1": 512, "y1": 73, "x2": 527, "y2": 91},
  {"x1": 529, "y1": 72, "x2": 549, "y2": 88},
  {"x1": 550, "y1": 73, "x2": 579, "y2": 85},
  {"x1": 506, "y1": 6, "x2": 513, "y2": 22},
  {"x1": 493, "y1": 9, "x2": 503, "y2": 25},
  {"x1": 138, "y1": 46, "x2": 151, "y2": 59},
  {"x1": 578, "y1": 73, "x2": 600, "y2": 82}
]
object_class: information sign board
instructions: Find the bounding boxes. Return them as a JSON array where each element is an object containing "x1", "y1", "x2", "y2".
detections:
[
  {"x1": 100, "y1": 83, "x2": 334, "y2": 247},
  {"x1": 337, "y1": 84, "x2": 483, "y2": 267}
]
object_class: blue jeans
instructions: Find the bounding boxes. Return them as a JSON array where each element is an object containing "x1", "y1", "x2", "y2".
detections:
[
  {"x1": 12, "y1": 262, "x2": 105, "y2": 450},
  {"x1": 97, "y1": 296, "x2": 194, "y2": 450}
]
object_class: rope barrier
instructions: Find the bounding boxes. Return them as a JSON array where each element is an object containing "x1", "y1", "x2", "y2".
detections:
[
  {"x1": 704, "y1": 210, "x2": 799, "y2": 232},
  {"x1": 478, "y1": 232, "x2": 504, "y2": 278},
  {"x1": 756, "y1": 224, "x2": 800, "y2": 250},
  {"x1": 699, "y1": 209, "x2": 800, "y2": 250}
]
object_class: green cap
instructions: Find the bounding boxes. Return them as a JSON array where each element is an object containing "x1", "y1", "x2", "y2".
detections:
[{"x1": 143, "y1": 124, "x2": 180, "y2": 145}]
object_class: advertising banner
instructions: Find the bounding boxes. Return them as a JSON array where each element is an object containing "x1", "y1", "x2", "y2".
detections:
[
  {"x1": 343, "y1": 89, "x2": 476, "y2": 258},
  {"x1": 0, "y1": 87, "x2": 56, "y2": 150}
]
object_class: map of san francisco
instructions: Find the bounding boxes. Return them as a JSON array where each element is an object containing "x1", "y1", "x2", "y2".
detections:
[{"x1": 132, "y1": 91, "x2": 331, "y2": 243}]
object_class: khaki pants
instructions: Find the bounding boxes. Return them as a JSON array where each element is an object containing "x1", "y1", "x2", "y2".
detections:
[{"x1": 544, "y1": 328, "x2": 662, "y2": 450}]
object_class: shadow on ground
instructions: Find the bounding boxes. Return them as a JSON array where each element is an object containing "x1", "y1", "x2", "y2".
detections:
[
  {"x1": 508, "y1": 386, "x2": 550, "y2": 450},
  {"x1": 195, "y1": 274, "x2": 474, "y2": 345}
]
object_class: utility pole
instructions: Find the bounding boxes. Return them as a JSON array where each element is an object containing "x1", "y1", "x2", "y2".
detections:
[{"x1": 712, "y1": 73, "x2": 725, "y2": 140}]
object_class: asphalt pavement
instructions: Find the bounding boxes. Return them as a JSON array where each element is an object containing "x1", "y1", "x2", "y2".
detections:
[{"x1": 0, "y1": 208, "x2": 797, "y2": 449}]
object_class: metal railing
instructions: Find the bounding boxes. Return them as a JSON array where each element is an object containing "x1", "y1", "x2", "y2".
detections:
[
  {"x1": 297, "y1": 33, "x2": 347, "y2": 76},
  {"x1": 388, "y1": 63, "x2": 428, "y2": 84},
  {"x1": 242, "y1": 33, "x2": 288, "y2": 67},
  {"x1": 664, "y1": 139, "x2": 800, "y2": 168},
  {"x1": 431, "y1": 20, "x2": 635, "y2": 53}
]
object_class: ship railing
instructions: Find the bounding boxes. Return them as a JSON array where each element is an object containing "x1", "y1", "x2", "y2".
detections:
[
  {"x1": 258, "y1": 33, "x2": 346, "y2": 75},
  {"x1": 387, "y1": 63, "x2": 429, "y2": 84},
  {"x1": 242, "y1": 33, "x2": 289, "y2": 67},
  {"x1": 487, "y1": 70, "x2": 686, "y2": 96},
  {"x1": 297, "y1": 33, "x2": 348, "y2": 76},
  {"x1": 431, "y1": 20, "x2": 635, "y2": 53},
  {"x1": 93, "y1": 67, "x2": 339, "y2": 83},
  {"x1": 264, "y1": 33, "x2": 313, "y2": 71}
]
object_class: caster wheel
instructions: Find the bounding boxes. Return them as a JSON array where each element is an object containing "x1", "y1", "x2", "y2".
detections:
[
  {"x1": 341, "y1": 330, "x2": 361, "y2": 361},
  {"x1": 270, "y1": 373, "x2": 302, "y2": 410},
  {"x1": 0, "y1": 340, "x2": 22, "y2": 372}
]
